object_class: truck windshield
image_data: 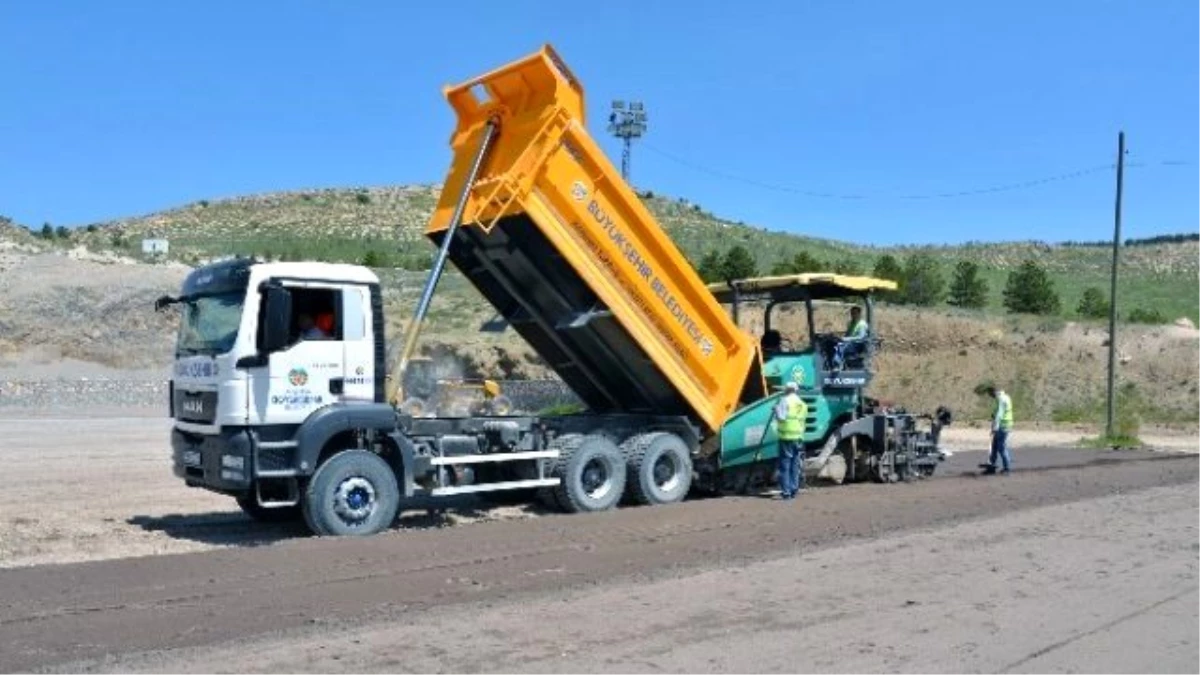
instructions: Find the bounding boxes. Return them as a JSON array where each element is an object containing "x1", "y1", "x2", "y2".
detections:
[{"x1": 176, "y1": 291, "x2": 245, "y2": 356}]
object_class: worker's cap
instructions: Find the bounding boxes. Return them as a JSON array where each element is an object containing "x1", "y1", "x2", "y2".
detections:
[{"x1": 784, "y1": 381, "x2": 799, "y2": 391}]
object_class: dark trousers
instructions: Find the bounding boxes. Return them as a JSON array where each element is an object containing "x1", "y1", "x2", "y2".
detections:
[
  {"x1": 777, "y1": 439, "x2": 805, "y2": 497},
  {"x1": 988, "y1": 429, "x2": 1012, "y2": 472}
]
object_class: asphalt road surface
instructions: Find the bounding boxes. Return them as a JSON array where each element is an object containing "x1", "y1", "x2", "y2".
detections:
[{"x1": 0, "y1": 423, "x2": 1194, "y2": 673}]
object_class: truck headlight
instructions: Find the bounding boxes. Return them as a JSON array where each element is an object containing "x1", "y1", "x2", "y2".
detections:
[{"x1": 221, "y1": 455, "x2": 245, "y2": 470}]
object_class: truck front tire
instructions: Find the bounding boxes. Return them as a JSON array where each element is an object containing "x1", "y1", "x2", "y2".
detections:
[{"x1": 302, "y1": 450, "x2": 400, "y2": 537}]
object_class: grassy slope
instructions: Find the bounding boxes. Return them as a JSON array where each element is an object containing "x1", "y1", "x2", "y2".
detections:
[
  {"x1": 2, "y1": 205, "x2": 1196, "y2": 425},
  {"x1": 11, "y1": 184, "x2": 1199, "y2": 324}
]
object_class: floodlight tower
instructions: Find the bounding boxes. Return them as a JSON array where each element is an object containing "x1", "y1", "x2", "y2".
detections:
[{"x1": 607, "y1": 100, "x2": 647, "y2": 182}]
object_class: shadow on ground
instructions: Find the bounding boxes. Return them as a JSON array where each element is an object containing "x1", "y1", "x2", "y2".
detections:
[
  {"x1": 127, "y1": 512, "x2": 310, "y2": 546},
  {"x1": 127, "y1": 495, "x2": 558, "y2": 545}
]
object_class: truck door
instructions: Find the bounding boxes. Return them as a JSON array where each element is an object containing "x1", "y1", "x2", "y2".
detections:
[
  {"x1": 339, "y1": 284, "x2": 377, "y2": 403},
  {"x1": 249, "y1": 281, "x2": 348, "y2": 425}
]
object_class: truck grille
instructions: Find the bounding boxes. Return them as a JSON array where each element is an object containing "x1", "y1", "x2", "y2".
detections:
[{"x1": 175, "y1": 389, "x2": 218, "y2": 424}]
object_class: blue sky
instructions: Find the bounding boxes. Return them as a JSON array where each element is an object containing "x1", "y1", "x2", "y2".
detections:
[{"x1": 1, "y1": 0, "x2": 1195, "y2": 245}]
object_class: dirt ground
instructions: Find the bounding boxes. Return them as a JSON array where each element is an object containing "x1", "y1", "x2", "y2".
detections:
[
  {"x1": 46, "y1": 482, "x2": 1199, "y2": 674},
  {"x1": 0, "y1": 412, "x2": 1195, "y2": 673},
  {"x1": 0, "y1": 413, "x2": 550, "y2": 570},
  {"x1": 0, "y1": 411, "x2": 1194, "y2": 570}
]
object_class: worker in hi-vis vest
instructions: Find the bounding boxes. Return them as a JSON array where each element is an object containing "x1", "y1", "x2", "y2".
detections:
[
  {"x1": 981, "y1": 385, "x2": 1013, "y2": 475},
  {"x1": 773, "y1": 380, "x2": 808, "y2": 499}
]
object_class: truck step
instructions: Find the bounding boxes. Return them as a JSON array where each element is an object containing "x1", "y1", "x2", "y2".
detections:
[
  {"x1": 429, "y1": 450, "x2": 560, "y2": 466},
  {"x1": 429, "y1": 477, "x2": 560, "y2": 497}
]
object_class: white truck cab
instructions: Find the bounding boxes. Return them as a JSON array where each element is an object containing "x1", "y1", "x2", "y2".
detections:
[{"x1": 164, "y1": 257, "x2": 398, "y2": 529}]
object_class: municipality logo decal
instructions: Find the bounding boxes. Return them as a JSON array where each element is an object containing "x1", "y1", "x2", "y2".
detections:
[
  {"x1": 791, "y1": 366, "x2": 806, "y2": 385},
  {"x1": 571, "y1": 180, "x2": 588, "y2": 202},
  {"x1": 288, "y1": 367, "x2": 308, "y2": 387}
]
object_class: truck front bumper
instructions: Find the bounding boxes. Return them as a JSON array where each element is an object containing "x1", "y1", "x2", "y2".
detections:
[{"x1": 172, "y1": 427, "x2": 254, "y2": 494}]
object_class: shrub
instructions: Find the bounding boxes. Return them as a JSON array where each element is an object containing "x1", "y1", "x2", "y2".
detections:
[
  {"x1": 1076, "y1": 287, "x2": 1110, "y2": 319},
  {"x1": 1126, "y1": 307, "x2": 1167, "y2": 324}
]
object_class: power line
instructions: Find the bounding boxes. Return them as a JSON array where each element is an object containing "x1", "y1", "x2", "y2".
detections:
[{"x1": 641, "y1": 142, "x2": 1188, "y2": 200}]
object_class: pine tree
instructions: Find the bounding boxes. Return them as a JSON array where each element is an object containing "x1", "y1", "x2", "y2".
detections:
[
  {"x1": 696, "y1": 250, "x2": 724, "y2": 282},
  {"x1": 721, "y1": 245, "x2": 758, "y2": 281},
  {"x1": 770, "y1": 251, "x2": 823, "y2": 275},
  {"x1": 898, "y1": 253, "x2": 945, "y2": 306},
  {"x1": 872, "y1": 254, "x2": 903, "y2": 282},
  {"x1": 872, "y1": 254, "x2": 904, "y2": 302},
  {"x1": 1002, "y1": 259, "x2": 1061, "y2": 315},
  {"x1": 947, "y1": 260, "x2": 989, "y2": 309}
]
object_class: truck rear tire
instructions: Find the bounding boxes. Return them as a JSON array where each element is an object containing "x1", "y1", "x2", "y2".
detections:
[
  {"x1": 551, "y1": 434, "x2": 626, "y2": 513},
  {"x1": 622, "y1": 432, "x2": 692, "y2": 506},
  {"x1": 301, "y1": 450, "x2": 400, "y2": 537}
]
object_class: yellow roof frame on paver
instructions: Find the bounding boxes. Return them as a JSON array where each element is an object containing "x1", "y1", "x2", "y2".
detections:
[{"x1": 706, "y1": 273, "x2": 899, "y2": 304}]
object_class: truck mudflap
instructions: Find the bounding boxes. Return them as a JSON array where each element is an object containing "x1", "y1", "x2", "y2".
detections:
[{"x1": 425, "y1": 45, "x2": 763, "y2": 436}]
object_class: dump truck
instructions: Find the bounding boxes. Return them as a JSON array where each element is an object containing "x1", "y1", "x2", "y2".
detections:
[{"x1": 159, "y1": 45, "x2": 949, "y2": 536}]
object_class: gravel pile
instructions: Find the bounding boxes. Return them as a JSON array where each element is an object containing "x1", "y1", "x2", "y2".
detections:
[
  {"x1": 0, "y1": 379, "x2": 168, "y2": 410},
  {"x1": 497, "y1": 379, "x2": 580, "y2": 412},
  {"x1": 0, "y1": 378, "x2": 578, "y2": 414}
]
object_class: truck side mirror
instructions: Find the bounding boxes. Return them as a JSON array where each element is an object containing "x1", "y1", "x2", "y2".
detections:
[{"x1": 261, "y1": 284, "x2": 292, "y2": 353}]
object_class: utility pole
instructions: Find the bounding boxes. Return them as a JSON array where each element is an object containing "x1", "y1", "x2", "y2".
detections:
[
  {"x1": 607, "y1": 100, "x2": 647, "y2": 182},
  {"x1": 1105, "y1": 131, "x2": 1125, "y2": 438}
]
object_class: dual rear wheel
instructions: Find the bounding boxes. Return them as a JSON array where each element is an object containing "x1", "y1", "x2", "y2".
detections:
[{"x1": 541, "y1": 431, "x2": 693, "y2": 514}]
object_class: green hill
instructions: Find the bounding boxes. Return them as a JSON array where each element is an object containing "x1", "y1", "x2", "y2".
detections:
[{"x1": 16, "y1": 185, "x2": 1200, "y2": 323}]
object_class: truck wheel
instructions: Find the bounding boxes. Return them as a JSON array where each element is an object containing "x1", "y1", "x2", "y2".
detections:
[
  {"x1": 302, "y1": 450, "x2": 400, "y2": 537},
  {"x1": 236, "y1": 494, "x2": 300, "y2": 523},
  {"x1": 538, "y1": 434, "x2": 579, "y2": 511},
  {"x1": 622, "y1": 432, "x2": 692, "y2": 506},
  {"x1": 551, "y1": 434, "x2": 625, "y2": 513}
]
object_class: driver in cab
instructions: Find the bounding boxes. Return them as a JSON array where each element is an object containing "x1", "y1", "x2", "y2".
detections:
[{"x1": 833, "y1": 306, "x2": 868, "y2": 369}]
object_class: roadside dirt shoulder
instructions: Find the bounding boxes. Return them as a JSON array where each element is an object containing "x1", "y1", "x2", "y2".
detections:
[{"x1": 0, "y1": 454, "x2": 1194, "y2": 672}]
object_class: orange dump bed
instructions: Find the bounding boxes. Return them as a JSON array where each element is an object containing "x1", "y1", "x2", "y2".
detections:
[{"x1": 426, "y1": 45, "x2": 762, "y2": 434}]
